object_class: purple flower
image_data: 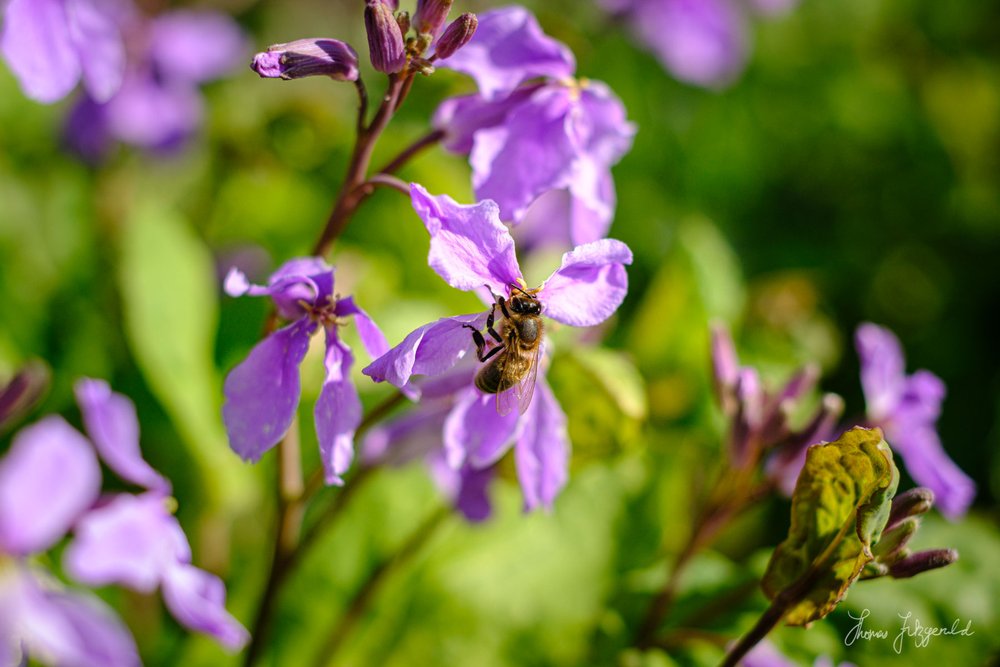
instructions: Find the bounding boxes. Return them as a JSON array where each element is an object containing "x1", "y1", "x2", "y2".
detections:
[
  {"x1": 0, "y1": 0, "x2": 126, "y2": 103},
  {"x1": 222, "y1": 258, "x2": 389, "y2": 485},
  {"x1": 856, "y1": 323, "x2": 975, "y2": 519},
  {"x1": 0, "y1": 378, "x2": 248, "y2": 659},
  {"x1": 362, "y1": 185, "x2": 631, "y2": 510},
  {"x1": 740, "y1": 641, "x2": 855, "y2": 667},
  {"x1": 251, "y1": 38, "x2": 359, "y2": 81},
  {"x1": 64, "y1": 8, "x2": 248, "y2": 160},
  {"x1": 434, "y1": 7, "x2": 635, "y2": 249}
]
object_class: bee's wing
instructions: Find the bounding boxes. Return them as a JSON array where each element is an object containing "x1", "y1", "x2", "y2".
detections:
[
  {"x1": 514, "y1": 341, "x2": 541, "y2": 415},
  {"x1": 495, "y1": 352, "x2": 519, "y2": 417}
]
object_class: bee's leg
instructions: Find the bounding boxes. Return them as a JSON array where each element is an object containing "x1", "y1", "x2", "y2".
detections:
[
  {"x1": 485, "y1": 301, "x2": 503, "y2": 343},
  {"x1": 463, "y1": 324, "x2": 504, "y2": 362}
]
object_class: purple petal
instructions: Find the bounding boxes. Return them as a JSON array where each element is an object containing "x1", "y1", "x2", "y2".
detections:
[
  {"x1": 894, "y1": 369, "x2": 945, "y2": 426},
  {"x1": 537, "y1": 239, "x2": 633, "y2": 327},
  {"x1": 515, "y1": 381, "x2": 568, "y2": 511},
  {"x1": 103, "y1": 72, "x2": 203, "y2": 149},
  {"x1": 432, "y1": 86, "x2": 539, "y2": 154},
  {"x1": 335, "y1": 296, "x2": 390, "y2": 359},
  {"x1": 856, "y1": 322, "x2": 906, "y2": 421},
  {"x1": 252, "y1": 38, "x2": 359, "y2": 82},
  {"x1": 0, "y1": 0, "x2": 81, "y2": 103},
  {"x1": 411, "y1": 183, "x2": 523, "y2": 293},
  {"x1": 437, "y1": 6, "x2": 575, "y2": 100},
  {"x1": 74, "y1": 378, "x2": 170, "y2": 492},
  {"x1": 69, "y1": 0, "x2": 126, "y2": 102},
  {"x1": 162, "y1": 564, "x2": 249, "y2": 651},
  {"x1": 7, "y1": 570, "x2": 140, "y2": 667},
  {"x1": 887, "y1": 425, "x2": 975, "y2": 520},
  {"x1": 740, "y1": 639, "x2": 797, "y2": 667},
  {"x1": 363, "y1": 313, "x2": 486, "y2": 394},
  {"x1": 362, "y1": 401, "x2": 451, "y2": 466},
  {"x1": 443, "y1": 387, "x2": 522, "y2": 469},
  {"x1": 63, "y1": 493, "x2": 191, "y2": 592},
  {"x1": 470, "y1": 85, "x2": 579, "y2": 223},
  {"x1": 632, "y1": 0, "x2": 748, "y2": 88},
  {"x1": 222, "y1": 319, "x2": 315, "y2": 462},
  {"x1": 710, "y1": 322, "x2": 740, "y2": 398},
  {"x1": 428, "y1": 452, "x2": 495, "y2": 522},
  {"x1": 314, "y1": 333, "x2": 362, "y2": 485},
  {"x1": 575, "y1": 80, "x2": 636, "y2": 166},
  {"x1": 150, "y1": 10, "x2": 248, "y2": 84},
  {"x1": 63, "y1": 95, "x2": 114, "y2": 162},
  {"x1": 264, "y1": 257, "x2": 334, "y2": 319},
  {"x1": 0, "y1": 416, "x2": 100, "y2": 556}
]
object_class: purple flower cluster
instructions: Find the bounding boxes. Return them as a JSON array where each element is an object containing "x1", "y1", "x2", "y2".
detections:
[
  {"x1": 361, "y1": 185, "x2": 632, "y2": 516},
  {"x1": 222, "y1": 258, "x2": 388, "y2": 485},
  {"x1": 0, "y1": 0, "x2": 247, "y2": 159},
  {"x1": 601, "y1": 0, "x2": 799, "y2": 88},
  {"x1": 0, "y1": 379, "x2": 247, "y2": 666},
  {"x1": 435, "y1": 6, "x2": 636, "y2": 249}
]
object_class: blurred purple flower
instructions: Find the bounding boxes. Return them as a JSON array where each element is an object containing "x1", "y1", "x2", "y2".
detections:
[
  {"x1": 222, "y1": 258, "x2": 389, "y2": 485},
  {"x1": 363, "y1": 185, "x2": 631, "y2": 510},
  {"x1": 251, "y1": 38, "x2": 359, "y2": 81},
  {"x1": 64, "y1": 9, "x2": 248, "y2": 160},
  {"x1": 0, "y1": 0, "x2": 126, "y2": 103},
  {"x1": 740, "y1": 641, "x2": 855, "y2": 667},
  {"x1": 0, "y1": 378, "x2": 247, "y2": 660},
  {"x1": 856, "y1": 323, "x2": 975, "y2": 519},
  {"x1": 435, "y1": 6, "x2": 635, "y2": 249}
]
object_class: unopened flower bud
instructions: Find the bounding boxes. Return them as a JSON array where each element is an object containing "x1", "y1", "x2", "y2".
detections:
[
  {"x1": 710, "y1": 322, "x2": 740, "y2": 415},
  {"x1": 434, "y1": 13, "x2": 477, "y2": 60},
  {"x1": 396, "y1": 10, "x2": 411, "y2": 35},
  {"x1": 251, "y1": 39, "x2": 359, "y2": 81},
  {"x1": 886, "y1": 487, "x2": 934, "y2": 531},
  {"x1": 0, "y1": 360, "x2": 50, "y2": 430},
  {"x1": 888, "y1": 548, "x2": 958, "y2": 579},
  {"x1": 414, "y1": 0, "x2": 453, "y2": 37},
  {"x1": 872, "y1": 516, "x2": 919, "y2": 563},
  {"x1": 365, "y1": 0, "x2": 406, "y2": 73}
]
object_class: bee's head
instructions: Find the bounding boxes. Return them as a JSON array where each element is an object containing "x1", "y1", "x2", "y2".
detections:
[{"x1": 509, "y1": 292, "x2": 541, "y2": 315}]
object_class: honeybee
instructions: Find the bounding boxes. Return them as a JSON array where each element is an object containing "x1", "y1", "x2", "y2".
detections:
[{"x1": 462, "y1": 285, "x2": 543, "y2": 415}]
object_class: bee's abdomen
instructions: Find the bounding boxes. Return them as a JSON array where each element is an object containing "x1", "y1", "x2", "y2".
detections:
[{"x1": 475, "y1": 359, "x2": 519, "y2": 394}]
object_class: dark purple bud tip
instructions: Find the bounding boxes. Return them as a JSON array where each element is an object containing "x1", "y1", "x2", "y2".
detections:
[
  {"x1": 435, "y1": 13, "x2": 477, "y2": 60},
  {"x1": 889, "y1": 548, "x2": 958, "y2": 579},
  {"x1": 365, "y1": 0, "x2": 407, "y2": 73},
  {"x1": 414, "y1": 0, "x2": 454, "y2": 37},
  {"x1": 0, "y1": 360, "x2": 50, "y2": 430},
  {"x1": 887, "y1": 487, "x2": 935, "y2": 530},
  {"x1": 251, "y1": 39, "x2": 359, "y2": 81}
]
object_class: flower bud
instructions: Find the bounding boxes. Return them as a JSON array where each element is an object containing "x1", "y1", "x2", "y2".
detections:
[
  {"x1": 0, "y1": 361, "x2": 50, "y2": 430},
  {"x1": 413, "y1": 0, "x2": 453, "y2": 37},
  {"x1": 251, "y1": 39, "x2": 359, "y2": 81},
  {"x1": 434, "y1": 13, "x2": 477, "y2": 60},
  {"x1": 365, "y1": 0, "x2": 407, "y2": 73},
  {"x1": 872, "y1": 516, "x2": 919, "y2": 563},
  {"x1": 888, "y1": 548, "x2": 958, "y2": 579},
  {"x1": 886, "y1": 487, "x2": 934, "y2": 530},
  {"x1": 396, "y1": 10, "x2": 411, "y2": 35}
]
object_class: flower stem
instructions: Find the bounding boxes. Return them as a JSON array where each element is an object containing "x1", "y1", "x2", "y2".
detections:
[
  {"x1": 376, "y1": 128, "x2": 445, "y2": 176},
  {"x1": 313, "y1": 505, "x2": 450, "y2": 667}
]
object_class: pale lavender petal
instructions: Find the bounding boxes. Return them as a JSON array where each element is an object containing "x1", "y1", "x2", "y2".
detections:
[
  {"x1": 68, "y1": 0, "x2": 125, "y2": 102},
  {"x1": 162, "y1": 564, "x2": 249, "y2": 651},
  {"x1": 10, "y1": 571, "x2": 140, "y2": 667},
  {"x1": 633, "y1": 0, "x2": 748, "y2": 88},
  {"x1": 514, "y1": 189, "x2": 575, "y2": 250},
  {"x1": 267, "y1": 257, "x2": 333, "y2": 319},
  {"x1": 363, "y1": 313, "x2": 486, "y2": 393},
  {"x1": 104, "y1": 73, "x2": 203, "y2": 149},
  {"x1": 515, "y1": 381, "x2": 568, "y2": 511},
  {"x1": 470, "y1": 85, "x2": 579, "y2": 223},
  {"x1": 894, "y1": 369, "x2": 945, "y2": 426},
  {"x1": 64, "y1": 493, "x2": 190, "y2": 592},
  {"x1": 314, "y1": 333, "x2": 362, "y2": 485},
  {"x1": 335, "y1": 296, "x2": 389, "y2": 359},
  {"x1": 740, "y1": 639, "x2": 797, "y2": 667},
  {"x1": 428, "y1": 452, "x2": 495, "y2": 522},
  {"x1": 888, "y1": 426, "x2": 975, "y2": 520},
  {"x1": 74, "y1": 378, "x2": 169, "y2": 492},
  {"x1": 566, "y1": 160, "x2": 617, "y2": 245},
  {"x1": 224, "y1": 266, "x2": 252, "y2": 296},
  {"x1": 437, "y1": 6, "x2": 575, "y2": 100},
  {"x1": 710, "y1": 322, "x2": 740, "y2": 398},
  {"x1": 150, "y1": 10, "x2": 247, "y2": 83},
  {"x1": 432, "y1": 86, "x2": 538, "y2": 153},
  {"x1": 575, "y1": 81, "x2": 636, "y2": 166},
  {"x1": 0, "y1": 0, "x2": 81, "y2": 103},
  {"x1": 0, "y1": 416, "x2": 100, "y2": 555},
  {"x1": 856, "y1": 322, "x2": 906, "y2": 421},
  {"x1": 411, "y1": 184, "x2": 522, "y2": 293},
  {"x1": 222, "y1": 319, "x2": 315, "y2": 462},
  {"x1": 362, "y1": 402, "x2": 451, "y2": 465},
  {"x1": 443, "y1": 388, "x2": 521, "y2": 469},
  {"x1": 537, "y1": 239, "x2": 633, "y2": 326}
]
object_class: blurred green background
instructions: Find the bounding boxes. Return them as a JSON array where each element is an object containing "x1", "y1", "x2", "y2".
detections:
[{"x1": 1, "y1": 0, "x2": 998, "y2": 665}]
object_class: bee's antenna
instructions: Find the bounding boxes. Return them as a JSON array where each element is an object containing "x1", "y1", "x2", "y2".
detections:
[{"x1": 509, "y1": 284, "x2": 537, "y2": 299}]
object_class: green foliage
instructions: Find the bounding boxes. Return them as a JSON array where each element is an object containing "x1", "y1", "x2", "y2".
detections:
[{"x1": 763, "y1": 427, "x2": 898, "y2": 626}]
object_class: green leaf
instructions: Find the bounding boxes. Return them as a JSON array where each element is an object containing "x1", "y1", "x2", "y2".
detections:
[
  {"x1": 119, "y1": 201, "x2": 255, "y2": 512},
  {"x1": 762, "y1": 426, "x2": 898, "y2": 626}
]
